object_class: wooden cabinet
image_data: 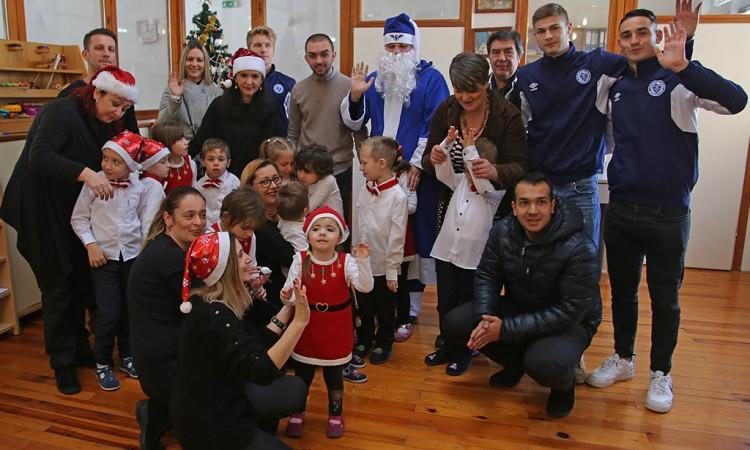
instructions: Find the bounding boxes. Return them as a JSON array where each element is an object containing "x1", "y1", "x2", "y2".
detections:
[
  {"x1": 0, "y1": 207, "x2": 20, "y2": 335},
  {"x1": 0, "y1": 39, "x2": 85, "y2": 137}
]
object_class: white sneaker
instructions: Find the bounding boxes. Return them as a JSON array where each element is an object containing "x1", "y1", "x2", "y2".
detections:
[
  {"x1": 575, "y1": 355, "x2": 587, "y2": 384},
  {"x1": 586, "y1": 353, "x2": 635, "y2": 388},
  {"x1": 646, "y1": 371, "x2": 673, "y2": 413}
]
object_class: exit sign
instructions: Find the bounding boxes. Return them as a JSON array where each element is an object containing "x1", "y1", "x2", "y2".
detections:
[{"x1": 222, "y1": 0, "x2": 239, "y2": 8}]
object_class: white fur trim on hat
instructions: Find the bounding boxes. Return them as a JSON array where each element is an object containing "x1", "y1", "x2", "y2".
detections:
[
  {"x1": 91, "y1": 70, "x2": 139, "y2": 103},
  {"x1": 203, "y1": 232, "x2": 231, "y2": 287},
  {"x1": 306, "y1": 212, "x2": 350, "y2": 244},
  {"x1": 141, "y1": 147, "x2": 170, "y2": 170},
  {"x1": 103, "y1": 140, "x2": 141, "y2": 172},
  {"x1": 233, "y1": 55, "x2": 266, "y2": 78},
  {"x1": 384, "y1": 33, "x2": 416, "y2": 46}
]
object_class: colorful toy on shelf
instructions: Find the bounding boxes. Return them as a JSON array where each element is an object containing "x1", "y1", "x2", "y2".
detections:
[
  {"x1": 22, "y1": 103, "x2": 42, "y2": 116},
  {"x1": 0, "y1": 81, "x2": 33, "y2": 88}
]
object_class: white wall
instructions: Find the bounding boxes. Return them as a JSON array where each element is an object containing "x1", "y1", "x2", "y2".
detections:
[{"x1": 683, "y1": 23, "x2": 750, "y2": 270}]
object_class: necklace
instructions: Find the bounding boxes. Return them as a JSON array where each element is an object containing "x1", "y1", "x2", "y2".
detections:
[{"x1": 460, "y1": 93, "x2": 490, "y2": 137}]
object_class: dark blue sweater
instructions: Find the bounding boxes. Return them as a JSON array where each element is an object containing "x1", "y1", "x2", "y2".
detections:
[
  {"x1": 517, "y1": 45, "x2": 625, "y2": 184},
  {"x1": 608, "y1": 57, "x2": 747, "y2": 208}
]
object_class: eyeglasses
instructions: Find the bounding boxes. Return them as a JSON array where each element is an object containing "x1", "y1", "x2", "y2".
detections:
[{"x1": 255, "y1": 175, "x2": 282, "y2": 188}]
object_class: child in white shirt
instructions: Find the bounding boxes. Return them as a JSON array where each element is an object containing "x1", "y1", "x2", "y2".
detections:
[
  {"x1": 354, "y1": 136, "x2": 409, "y2": 365},
  {"x1": 138, "y1": 137, "x2": 170, "y2": 237},
  {"x1": 70, "y1": 130, "x2": 146, "y2": 391},
  {"x1": 194, "y1": 138, "x2": 241, "y2": 225},
  {"x1": 295, "y1": 144, "x2": 344, "y2": 217},
  {"x1": 426, "y1": 128, "x2": 505, "y2": 376},
  {"x1": 276, "y1": 181, "x2": 309, "y2": 252}
]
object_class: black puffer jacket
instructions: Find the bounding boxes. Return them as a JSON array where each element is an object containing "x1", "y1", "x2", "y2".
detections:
[{"x1": 473, "y1": 200, "x2": 602, "y2": 343}]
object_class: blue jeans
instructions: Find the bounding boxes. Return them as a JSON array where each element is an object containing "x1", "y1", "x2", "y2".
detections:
[
  {"x1": 553, "y1": 175, "x2": 600, "y2": 249},
  {"x1": 604, "y1": 200, "x2": 690, "y2": 373}
]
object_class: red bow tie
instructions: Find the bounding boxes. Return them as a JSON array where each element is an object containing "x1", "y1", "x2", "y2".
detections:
[
  {"x1": 109, "y1": 179, "x2": 131, "y2": 189},
  {"x1": 366, "y1": 178, "x2": 398, "y2": 196},
  {"x1": 202, "y1": 178, "x2": 222, "y2": 188}
]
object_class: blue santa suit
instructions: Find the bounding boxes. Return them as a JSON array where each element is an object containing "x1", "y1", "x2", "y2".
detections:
[
  {"x1": 264, "y1": 64, "x2": 296, "y2": 136},
  {"x1": 341, "y1": 59, "x2": 449, "y2": 258}
]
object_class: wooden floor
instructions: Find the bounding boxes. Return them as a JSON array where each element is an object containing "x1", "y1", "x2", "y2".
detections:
[{"x1": 0, "y1": 268, "x2": 748, "y2": 449}]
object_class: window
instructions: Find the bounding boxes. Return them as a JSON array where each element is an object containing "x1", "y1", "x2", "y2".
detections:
[
  {"x1": 24, "y1": 0, "x2": 101, "y2": 45},
  {"x1": 267, "y1": 0, "x2": 340, "y2": 81},
  {"x1": 525, "y1": 0, "x2": 610, "y2": 63},
  {"x1": 639, "y1": 0, "x2": 750, "y2": 15},
  {"x1": 360, "y1": 0, "x2": 461, "y2": 21},
  {"x1": 116, "y1": 0, "x2": 169, "y2": 110}
]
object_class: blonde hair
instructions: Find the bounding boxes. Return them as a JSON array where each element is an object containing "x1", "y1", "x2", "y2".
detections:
[
  {"x1": 240, "y1": 158, "x2": 277, "y2": 187},
  {"x1": 190, "y1": 237, "x2": 253, "y2": 319},
  {"x1": 246, "y1": 25, "x2": 277, "y2": 47},
  {"x1": 178, "y1": 40, "x2": 213, "y2": 85},
  {"x1": 259, "y1": 137, "x2": 294, "y2": 163}
]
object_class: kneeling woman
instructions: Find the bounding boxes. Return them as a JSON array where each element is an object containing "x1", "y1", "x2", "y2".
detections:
[{"x1": 172, "y1": 231, "x2": 310, "y2": 449}]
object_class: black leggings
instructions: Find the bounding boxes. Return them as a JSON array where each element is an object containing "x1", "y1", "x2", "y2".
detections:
[{"x1": 294, "y1": 361, "x2": 345, "y2": 416}]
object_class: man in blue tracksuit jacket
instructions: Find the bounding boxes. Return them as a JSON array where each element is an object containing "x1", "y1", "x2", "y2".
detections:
[
  {"x1": 517, "y1": 2, "x2": 699, "y2": 249},
  {"x1": 586, "y1": 9, "x2": 747, "y2": 414},
  {"x1": 247, "y1": 26, "x2": 296, "y2": 136}
]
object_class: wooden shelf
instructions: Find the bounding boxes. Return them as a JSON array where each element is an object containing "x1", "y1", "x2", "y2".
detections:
[
  {"x1": 0, "y1": 117, "x2": 34, "y2": 134},
  {"x1": 0, "y1": 322, "x2": 15, "y2": 335},
  {"x1": 0, "y1": 66, "x2": 83, "y2": 75},
  {"x1": 0, "y1": 87, "x2": 60, "y2": 98}
]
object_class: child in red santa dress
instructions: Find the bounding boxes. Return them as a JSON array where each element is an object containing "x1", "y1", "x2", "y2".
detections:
[{"x1": 280, "y1": 206, "x2": 373, "y2": 439}]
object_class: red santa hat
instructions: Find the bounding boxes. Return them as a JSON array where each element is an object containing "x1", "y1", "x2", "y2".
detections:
[
  {"x1": 91, "y1": 66, "x2": 139, "y2": 103},
  {"x1": 302, "y1": 206, "x2": 349, "y2": 244},
  {"x1": 138, "y1": 137, "x2": 170, "y2": 171},
  {"x1": 102, "y1": 130, "x2": 143, "y2": 172},
  {"x1": 180, "y1": 232, "x2": 231, "y2": 314},
  {"x1": 222, "y1": 48, "x2": 266, "y2": 88}
]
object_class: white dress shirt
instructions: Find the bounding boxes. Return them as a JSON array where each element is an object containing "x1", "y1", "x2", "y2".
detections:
[
  {"x1": 194, "y1": 170, "x2": 241, "y2": 225},
  {"x1": 140, "y1": 176, "x2": 166, "y2": 238},
  {"x1": 278, "y1": 218, "x2": 308, "y2": 252},
  {"x1": 284, "y1": 252, "x2": 374, "y2": 303},
  {"x1": 71, "y1": 172, "x2": 146, "y2": 262},
  {"x1": 355, "y1": 177, "x2": 408, "y2": 280},
  {"x1": 308, "y1": 174, "x2": 344, "y2": 217},
  {"x1": 431, "y1": 152, "x2": 505, "y2": 270}
]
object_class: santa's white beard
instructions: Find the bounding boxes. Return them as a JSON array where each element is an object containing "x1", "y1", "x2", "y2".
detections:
[{"x1": 375, "y1": 49, "x2": 419, "y2": 106}]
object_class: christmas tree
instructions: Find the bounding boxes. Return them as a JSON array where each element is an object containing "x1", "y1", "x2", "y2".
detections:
[{"x1": 186, "y1": 1, "x2": 231, "y2": 83}]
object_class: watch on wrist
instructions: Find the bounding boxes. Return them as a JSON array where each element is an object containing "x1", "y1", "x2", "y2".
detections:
[{"x1": 270, "y1": 315, "x2": 286, "y2": 331}]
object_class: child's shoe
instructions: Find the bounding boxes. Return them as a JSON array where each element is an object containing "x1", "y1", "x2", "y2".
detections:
[
  {"x1": 326, "y1": 415, "x2": 345, "y2": 438},
  {"x1": 120, "y1": 356, "x2": 139, "y2": 378},
  {"x1": 349, "y1": 354, "x2": 366, "y2": 369},
  {"x1": 394, "y1": 323, "x2": 413, "y2": 342},
  {"x1": 95, "y1": 364, "x2": 121, "y2": 391},
  {"x1": 370, "y1": 346, "x2": 391, "y2": 365},
  {"x1": 284, "y1": 412, "x2": 304, "y2": 438},
  {"x1": 353, "y1": 344, "x2": 371, "y2": 358},
  {"x1": 424, "y1": 347, "x2": 449, "y2": 366},
  {"x1": 342, "y1": 364, "x2": 368, "y2": 383}
]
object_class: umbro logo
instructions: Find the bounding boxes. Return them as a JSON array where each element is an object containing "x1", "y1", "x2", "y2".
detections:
[
  {"x1": 613, "y1": 92, "x2": 621, "y2": 102},
  {"x1": 529, "y1": 82, "x2": 539, "y2": 92}
]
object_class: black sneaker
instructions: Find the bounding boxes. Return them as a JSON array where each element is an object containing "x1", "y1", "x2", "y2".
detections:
[
  {"x1": 349, "y1": 354, "x2": 367, "y2": 369},
  {"x1": 370, "y1": 347, "x2": 392, "y2": 365},
  {"x1": 546, "y1": 386, "x2": 575, "y2": 418},
  {"x1": 136, "y1": 399, "x2": 167, "y2": 450},
  {"x1": 446, "y1": 357, "x2": 472, "y2": 376},
  {"x1": 54, "y1": 366, "x2": 81, "y2": 395},
  {"x1": 489, "y1": 367, "x2": 524, "y2": 388},
  {"x1": 434, "y1": 334, "x2": 445, "y2": 349},
  {"x1": 424, "y1": 347, "x2": 449, "y2": 366}
]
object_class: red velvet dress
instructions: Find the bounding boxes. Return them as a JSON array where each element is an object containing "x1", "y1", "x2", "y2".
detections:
[
  {"x1": 164, "y1": 155, "x2": 194, "y2": 195},
  {"x1": 292, "y1": 251, "x2": 352, "y2": 366}
]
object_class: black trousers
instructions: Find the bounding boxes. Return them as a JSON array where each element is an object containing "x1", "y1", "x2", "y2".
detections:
[
  {"x1": 605, "y1": 200, "x2": 689, "y2": 373},
  {"x1": 91, "y1": 257, "x2": 133, "y2": 365},
  {"x1": 444, "y1": 302, "x2": 589, "y2": 391},
  {"x1": 334, "y1": 167, "x2": 353, "y2": 228},
  {"x1": 395, "y1": 261, "x2": 410, "y2": 325},
  {"x1": 244, "y1": 375, "x2": 308, "y2": 450},
  {"x1": 356, "y1": 276, "x2": 396, "y2": 350},
  {"x1": 436, "y1": 260, "x2": 476, "y2": 359},
  {"x1": 293, "y1": 361, "x2": 345, "y2": 416},
  {"x1": 35, "y1": 233, "x2": 94, "y2": 369}
]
